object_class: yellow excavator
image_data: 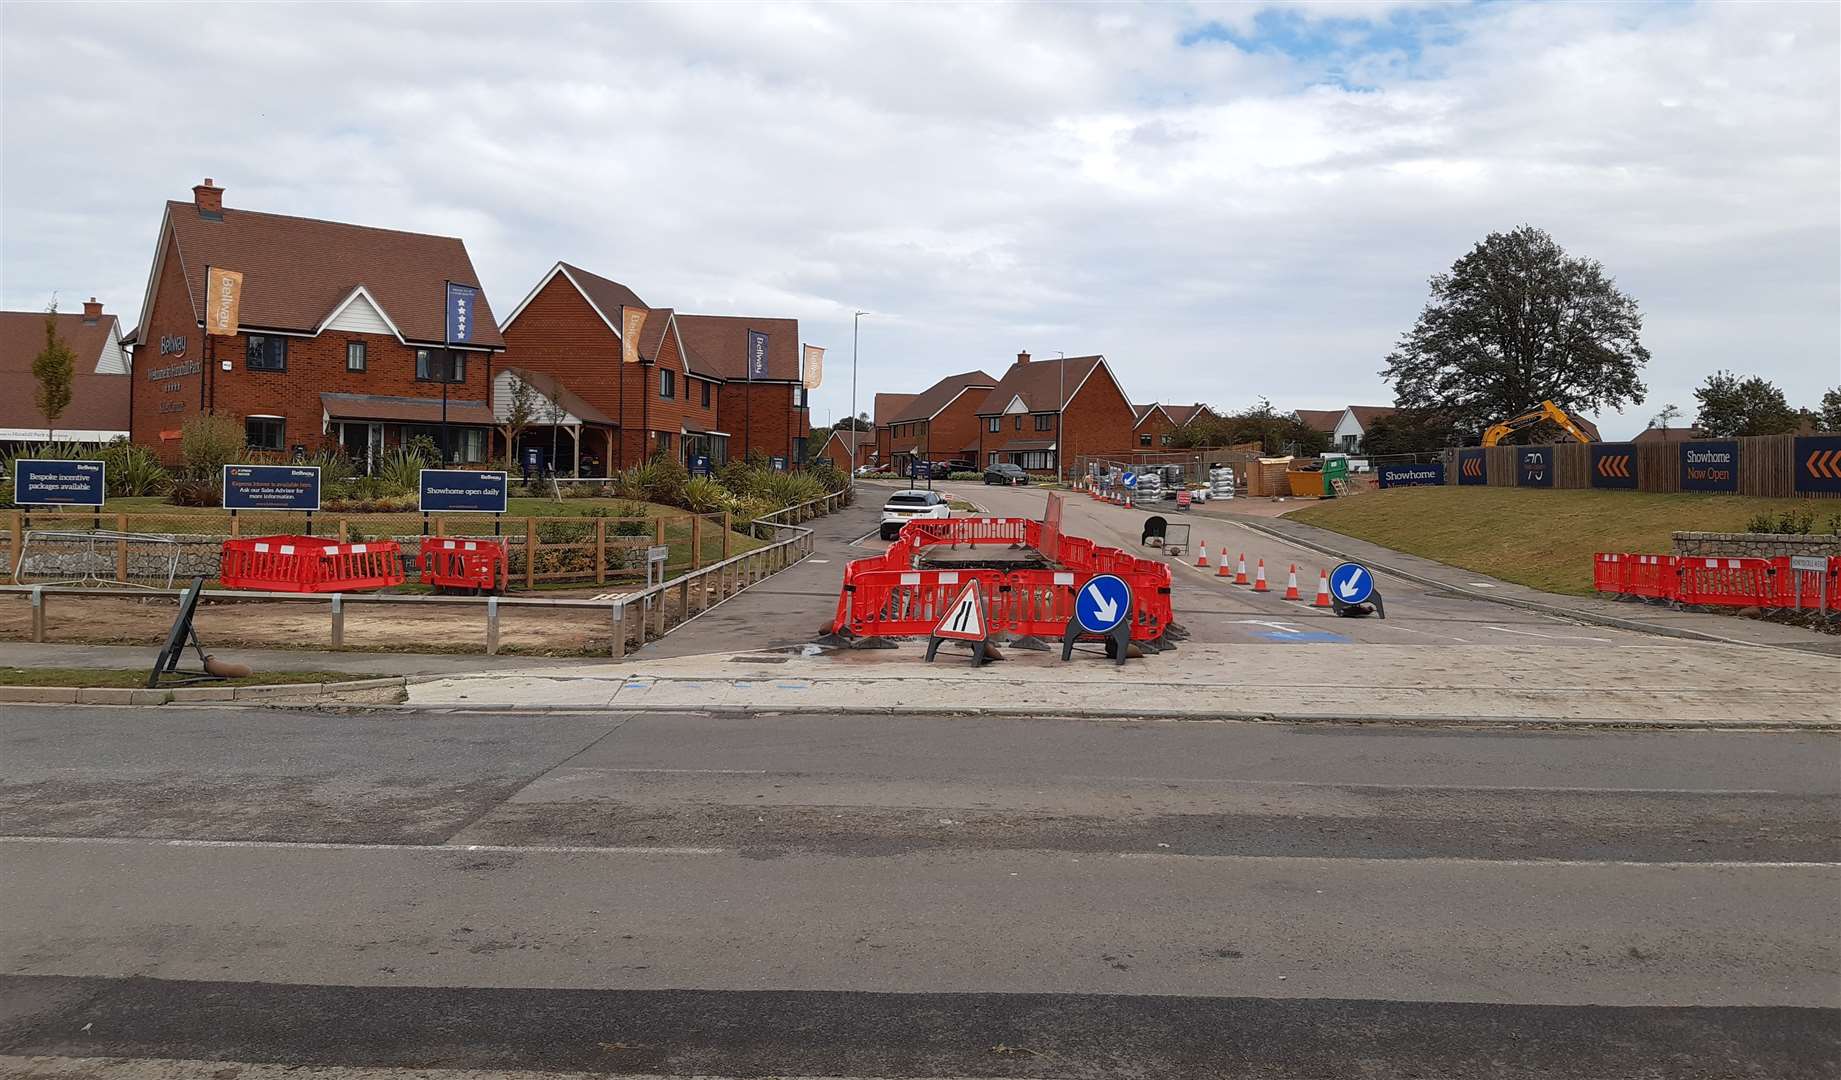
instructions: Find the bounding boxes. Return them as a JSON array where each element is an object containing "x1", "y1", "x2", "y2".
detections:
[{"x1": 1481, "y1": 400, "x2": 1595, "y2": 447}]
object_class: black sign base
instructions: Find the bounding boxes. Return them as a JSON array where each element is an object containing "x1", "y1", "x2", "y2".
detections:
[
  {"x1": 1331, "y1": 589, "x2": 1386, "y2": 619},
  {"x1": 1060, "y1": 618, "x2": 1131, "y2": 666},
  {"x1": 147, "y1": 577, "x2": 225, "y2": 687},
  {"x1": 925, "y1": 635, "x2": 989, "y2": 668}
]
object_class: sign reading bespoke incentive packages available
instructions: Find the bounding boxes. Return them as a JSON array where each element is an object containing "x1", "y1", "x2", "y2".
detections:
[
  {"x1": 1376, "y1": 462, "x2": 1443, "y2": 488},
  {"x1": 1518, "y1": 445, "x2": 1554, "y2": 487},
  {"x1": 1680, "y1": 440, "x2": 1739, "y2": 492},
  {"x1": 222, "y1": 465, "x2": 321, "y2": 511},
  {"x1": 13, "y1": 459, "x2": 106, "y2": 506},
  {"x1": 419, "y1": 469, "x2": 509, "y2": 513}
]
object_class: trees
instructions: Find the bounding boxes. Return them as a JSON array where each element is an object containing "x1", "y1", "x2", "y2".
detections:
[
  {"x1": 500, "y1": 374, "x2": 542, "y2": 466},
  {"x1": 1692, "y1": 371, "x2": 1799, "y2": 438},
  {"x1": 31, "y1": 303, "x2": 75, "y2": 441},
  {"x1": 1817, "y1": 387, "x2": 1841, "y2": 432},
  {"x1": 1648, "y1": 403, "x2": 1683, "y2": 430},
  {"x1": 1171, "y1": 400, "x2": 1328, "y2": 456},
  {"x1": 1361, "y1": 408, "x2": 1461, "y2": 455},
  {"x1": 1382, "y1": 226, "x2": 1648, "y2": 438}
]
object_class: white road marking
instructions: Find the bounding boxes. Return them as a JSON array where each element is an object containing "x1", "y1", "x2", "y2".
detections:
[
  {"x1": 1467, "y1": 582, "x2": 1499, "y2": 588},
  {"x1": 0, "y1": 836, "x2": 726, "y2": 856},
  {"x1": 1083, "y1": 776, "x2": 1783, "y2": 795},
  {"x1": 1487, "y1": 624, "x2": 1615, "y2": 643},
  {"x1": 1118, "y1": 852, "x2": 1841, "y2": 869}
]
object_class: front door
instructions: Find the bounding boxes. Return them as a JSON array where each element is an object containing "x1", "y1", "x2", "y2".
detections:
[{"x1": 338, "y1": 422, "x2": 384, "y2": 473}]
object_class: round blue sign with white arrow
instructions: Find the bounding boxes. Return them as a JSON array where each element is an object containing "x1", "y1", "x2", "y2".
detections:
[
  {"x1": 1075, "y1": 573, "x2": 1132, "y2": 634},
  {"x1": 1328, "y1": 561, "x2": 1375, "y2": 606},
  {"x1": 1121, "y1": 471, "x2": 1137, "y2": 489}
]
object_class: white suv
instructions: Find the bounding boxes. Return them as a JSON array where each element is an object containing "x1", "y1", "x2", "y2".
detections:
[{"x1": 880, "y1": 489, "x2": 950, "y2": 540}]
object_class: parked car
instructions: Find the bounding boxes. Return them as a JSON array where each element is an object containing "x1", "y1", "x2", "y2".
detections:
[
  {"x1": 983, "y1": 463, "x2": 1028, "y2": 485},
  {"x1": 931, "y1": 460, "x2": 975, "y2": 479},
  {"x1": 880, "y1": 488, "x2": 950, "y2": 540},
  {"x1": 855, "y1": 464, "x2": 879, "y2": 477}
]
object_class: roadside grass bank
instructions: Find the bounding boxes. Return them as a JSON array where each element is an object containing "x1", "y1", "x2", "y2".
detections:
[{"x1": 1287, "y1": 487, "x2": 1833, "y2": 596}]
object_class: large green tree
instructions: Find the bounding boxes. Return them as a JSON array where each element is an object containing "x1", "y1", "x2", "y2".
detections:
[
  {"x1": 1817, "y1": 387, "x2": 1841, "y2": 431},
  {"x1": 1692, "y1": 371, "x2": 1799, "y2": 437},
  {"x1": 1172, "y1": 400, "x2": 1328, "y2": 456},
  {"x1": 1382, "y1": 225, "x2": 1648, "y2": 437},
  {"x1": 1361, "y1": 407, "x2": 1461, "y2": 455},
  {"x1": 31, "y1": 302, "x2": 75, "y2": 441}
]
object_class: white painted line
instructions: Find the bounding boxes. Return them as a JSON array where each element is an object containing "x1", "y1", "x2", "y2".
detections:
[
  {"x1": 0, "y1": 836, "x2": 726, "y2": 856},
  {"x1": 1117, "y1": 852, "x2": 1841, "y2": 869},
  {"x1": 1467, "y1": 582, "x2": 1498, "y2": 588},
  {"x1": 1487, "y1": 625, "x2": 1615, "y2": 643},
  {"x1": 558, "y1": 767, "x2": 771, "y2": 776},
  {"x1": 1083, "y1": 776, "x2": 1784, "y2": 795}
]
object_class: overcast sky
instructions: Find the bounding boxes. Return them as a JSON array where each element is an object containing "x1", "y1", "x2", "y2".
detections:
[{"x1": 2, "y1": 1, "x2": 1836, "y2": 438}]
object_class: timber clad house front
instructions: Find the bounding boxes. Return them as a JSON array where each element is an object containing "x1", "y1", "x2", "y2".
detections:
[
  {"x1": 974, "y1": 352, "x2": 1136, "y2": 475},
  {"x1": 877, "y1": 369, "x2": 997, "y2": 477},
  {"x1": 127, "y1": 179, "x2": 505, "y2": 467}
]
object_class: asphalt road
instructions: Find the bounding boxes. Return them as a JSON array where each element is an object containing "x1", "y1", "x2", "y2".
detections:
[{"x1": 3, "y1": 704, "x2": 1837, "y2": 1078}]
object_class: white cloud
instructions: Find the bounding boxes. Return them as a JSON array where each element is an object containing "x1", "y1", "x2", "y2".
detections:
[{"x1": 0, "y1": 0, "x2": 1834, "y2": 436}]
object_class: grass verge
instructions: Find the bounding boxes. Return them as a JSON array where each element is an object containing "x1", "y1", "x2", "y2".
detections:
[
  {"x1": 0, "y1": 667, "x2": 355, "y2": 689},
  {"x1": 1287, "y1": 487, "x2": 1838, "y2": 596}
]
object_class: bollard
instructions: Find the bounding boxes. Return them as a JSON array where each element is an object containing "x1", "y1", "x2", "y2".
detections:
[
  {"x1": 331, "y1": 593, "x2": 345, "y2": 647},
  {"x1": 611, "y1": 602, "x2": 627, "y2": 658},
  {"x1": 485, "y1": 595, "x2": 499, "y2": 655},
  {"x1": 29, "y1": 585, "x2": 45, "y2": 643}
]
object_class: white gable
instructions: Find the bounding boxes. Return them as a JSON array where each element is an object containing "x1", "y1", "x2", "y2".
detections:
[
  {"x1": 323, "y1": 289, "x2": 396, "y2": 336},
  {"x1": 1001, "y1": 394, "x2": 1029, "y2": 415},
  {"x1": 95, "y1": 321, "x2": 128, "y2": 374},
  {"x1": 493, "y1": 369, "x2": 582, "y2": 426},
  {"x1": 1332, "y1": 409, "x2": 1364, "y2": 441}
]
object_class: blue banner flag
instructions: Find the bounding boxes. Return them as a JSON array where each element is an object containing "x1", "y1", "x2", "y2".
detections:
[
  {"x1": 747, "y1": 330, "x2": 769, "y2": 380},
  {"x1": 446, "y1": 282, "x2": 479, "y2": 345},
  {"x1": 223, "y1": 465, "x2": 321, "y2": 511}
]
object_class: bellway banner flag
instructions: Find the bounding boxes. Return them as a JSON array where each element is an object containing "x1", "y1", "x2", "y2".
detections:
[
  {"x1": 445, "y1": 282, "x2": 479, "y2": 344},
  {"x1": 748, "y1": 330, "x2": 769, "y2": 380},
  {"x1": 803, "y1": 344, "x2": 824, "y2": 390},
  {"x1": 204, "y1": 267, "x2": 243, "y2": 336},
  {"x1": 622, "y1": 308, "x2": 646, "y2": 364}
]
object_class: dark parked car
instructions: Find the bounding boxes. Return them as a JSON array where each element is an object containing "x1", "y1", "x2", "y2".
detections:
[
  {"x1": 931, "y1": 460, "x2": 975, "y2": 479},
  {"x1": 983, "y1": 463, "x2": 1028, "y2": 485}
]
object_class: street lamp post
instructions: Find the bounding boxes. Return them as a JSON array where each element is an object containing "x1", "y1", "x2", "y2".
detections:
[
  {"x1": 850, "y1": 311, "x2": 870, "y2": 482},
  {"x1": 1057, "y1": 350, "x2": 1066, "y2": 485}
]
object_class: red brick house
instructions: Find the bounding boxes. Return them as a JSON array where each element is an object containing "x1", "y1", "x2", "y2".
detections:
[
  {"x1": 879, "y1": 369, "x2": 997, "y2": 477},
  {"x1": 0, "y1": 299, "x2": 130, "y2": 448},
  {"x1": 1131, "y1": 402, "x2": 1215, "y2": 448},
  {"x1": 815, "y1": 426, "x2": 875, "y2": 472},
  {"x1": 126, "y1": 179, "x2": 504, "y2": 468},
  {"x1": 674, "y1": 314, "x2": 811, "y2": 468},
  {"x1": 497, "y1": 262, "x2": 722, "y2": 471},
  {"x1": 974, "y1": 352, "x2": 1136, "y2": 477}
]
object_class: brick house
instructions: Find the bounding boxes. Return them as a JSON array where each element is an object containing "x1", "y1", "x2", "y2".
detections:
[
  {"x1": 0, "y1": 299, "x2": 130, "y2": 449},
  {"x1": 974, "y1": 352, "x2": 1136, "y2": 476},
  {"x1": 878, "y1": 369, "x2": 997, "y2": 477},
  {"x1": 815, "y1": 426, "x2": 875, "y2": 472},
  {"x1": 126, "y1": 179, "x2": 504, "y2": 468},
  {"x1": 674, "y1": 315, "x2": 811, "y2": 468},
  {"x1": 497, "y1": 262, "x2": 723, "y2": 472},
  {"x1": 1131, "y1": 402, "x2": 1216, "y2": 449}
]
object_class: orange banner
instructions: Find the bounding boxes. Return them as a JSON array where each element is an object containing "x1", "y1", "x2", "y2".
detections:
[
  {"x1": 204, "y1": 267, "x2": 243, "y2": 336},
  {"x1": 622, "y1": 307, "x2": 647, "y2": 364},
  {"x1": 803, "y1": 344, "x2": 824, "y2": 390}
]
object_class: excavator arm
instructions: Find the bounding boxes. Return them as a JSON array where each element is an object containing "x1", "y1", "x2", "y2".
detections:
[{"x1": 1481, "y1": 400, "x2": 1594, "y2": 447}]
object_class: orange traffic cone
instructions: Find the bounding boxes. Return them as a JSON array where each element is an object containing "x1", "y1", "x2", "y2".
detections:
[
  {"x1": 1313, "y1": 569, "x2": 1333, "y2": 607},
  {"x1": 1217, "y1": 556, "x2": 1233, "y2": 577},
  {"x1": 1196, "y1": 541, "x2": 1209, "y2": 568},
  {"x1": 1234, "y1": 554, "x2": 1249, "y2": 585},
  {"x1": 1253, "y1": 559, "x2": 1269, "y2": 592},
  {"x1": 1283, "y1": 564, "x2": 1302, "y2": 600}
]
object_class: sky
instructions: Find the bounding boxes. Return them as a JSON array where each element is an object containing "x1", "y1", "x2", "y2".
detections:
[{"x1": 1, "y1": 1, "x2": 1836, "y2": 440}]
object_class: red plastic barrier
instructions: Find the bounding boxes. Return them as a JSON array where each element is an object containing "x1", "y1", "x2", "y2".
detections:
[
  {"x1": 1760, "y1": 555, "x2": 1840, "y2": 612},
  {"x1": 418, "y1": 536, "x2": 507, "y2": 593},
  {"x1": 1624, "y1": 554, "x2": 1677, "y2": 599},
  {"x1": 1592, "y1": 553, "x2": 1625, "y2": 595},
  {"x1": 220, "y1": 535, "x2": 404, "y2": 593},
  {"x1": 1674, "y1": 556, "x2": 1775, "y2": 607}
]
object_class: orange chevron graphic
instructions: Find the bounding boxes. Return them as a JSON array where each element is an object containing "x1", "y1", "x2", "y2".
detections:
[
  {"x1": 1461, "y1": 457, "x2": 1485, "y2": 478},
  {"x1": 1807, "y1": 448, "x2": 1841, "y2": 480},
  {"x1": 1596, "y1": 454, "x2": 1632, "y2": 479}
]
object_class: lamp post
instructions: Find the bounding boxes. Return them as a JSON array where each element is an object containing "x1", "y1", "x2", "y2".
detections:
[
  {"x1": 1057, "y1": 350, "x2": 1066, "y2": 484},
  {"x1": 850, "y1": 310, "x2": 870, "y2": 481}
]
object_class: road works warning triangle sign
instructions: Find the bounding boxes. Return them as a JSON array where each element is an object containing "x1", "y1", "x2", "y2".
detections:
[{"x1": 932, "y1": 579, "x2": 988, "y2": 641}]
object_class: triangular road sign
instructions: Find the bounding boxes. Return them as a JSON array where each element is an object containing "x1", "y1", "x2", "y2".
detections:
[{"x1": 932, "y1": 579, "x2": 988, "y2": 641}]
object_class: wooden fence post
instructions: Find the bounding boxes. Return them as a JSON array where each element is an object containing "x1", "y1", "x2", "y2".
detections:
[
  {"x1": 691, "y1": 515, "x2": 703, "y2": 570},
  {"x1": 8, "y1": 510, "x2": 21, "y2": 582},
  {"x1": 229, "y1": 514, "x2": 240, "y2": 538},
  {"x1": 338, "y1": 518, "x2": 349, "y2": 543},
  {"x1": 595, "y1": 517, "x2": 607, "y2": 586},
  {"x1": 721, "y1": 512, "x2": 732, "y2": 563},
  {"x1": 524, "y1": 517, "x2": 537, "y2": 590}
]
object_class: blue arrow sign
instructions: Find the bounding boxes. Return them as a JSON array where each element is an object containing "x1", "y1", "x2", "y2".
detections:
[
  {"x1": 1328, "y1": 561, "x2": 1374, "y2": 606},
  {"x1": 1121, "y1": 471, "x2": 1137, "y2": 488},
  {"x1": 1075, "y1": 573, "x2": 1132, "y2": 634}
]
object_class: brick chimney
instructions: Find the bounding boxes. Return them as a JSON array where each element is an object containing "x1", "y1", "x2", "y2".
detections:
[
  {"x1": 193, "y1": 177, "x2": 224, "y2": 218},
  {"x1": 81, "y1": 297, "x2": 102, "y2": 324},
  {"x1": 1016, "y1": 350, "x2": 1031, "y2": 365}
]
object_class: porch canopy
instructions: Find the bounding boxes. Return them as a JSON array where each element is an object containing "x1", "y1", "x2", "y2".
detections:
[
  {"x1": 321, "y1": 392, "x2": 495, "y2": 427},
  {"x1": 492, "y1": 366, "x2": 617, "y2": 476}
]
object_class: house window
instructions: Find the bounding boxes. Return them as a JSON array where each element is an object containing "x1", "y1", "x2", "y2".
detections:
[
  {"x1": 416, "y1": 349, "x2": 465, "y2": 382},
  {"x1": 987, "y1": 417, "x2": 1000, "y2": 433},
  {"x1": 346, "y1": 341, "x2": 366, "y2": 372},
  {"x1": 1139, "y1": 433, "x2": 1152, "y2": 447},
  {"x1": 989, "y1": 452, "x2": 998, "y2": 466},
  {"x1": 245, "y1": 335, "x2": 286, "y2": 372},
  {"x1": 1034, "y1": 413, "x2": 1053, "y2": 431},
  {"x1": 1341, "y1": 434, "x2": 1359, "y2": 452},
  {"x1": 700, "y1": 380, "x2": 711, "y2": 408},
  {"x1": 1160, "y1": 434, "x2": 1173, "y2": 446},
  {"x1": 660, "y1": 369, "x2": 675, "y2": 399},
  {"x1": 454, "y1": 428, "x2": 487, "y2": 464},
  {"x1": 656, "y1": 431, "x2": 674, "y2": 456},
  {"x1": 1014, "y1": 416, "x2": 1022, "y2": 431},
  {"x1": 1018, "y1": 450, "x2": 1053, "y2": 471},
  {"x1": 245, "y1": 416, "x2": 284, "y2": 451}
]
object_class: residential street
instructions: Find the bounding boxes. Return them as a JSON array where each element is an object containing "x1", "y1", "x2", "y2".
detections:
[{"x1": 3, "y1": 704, "x2": 1836, "y2": 1078}]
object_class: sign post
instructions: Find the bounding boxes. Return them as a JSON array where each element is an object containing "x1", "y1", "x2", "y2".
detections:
[
  {"x1": 926, "y1": 579, "x2": 993, "y2": 667},
  {"x1": 443, "y1": 282, "x2": 480, "y2": 466},
  {"x1": 15, "y1": 459, "x2": 106, "y2": 528},
  {"x1": 1062, "y1": 572, "x2": 1133, "y2": 666},
  {"x1": 1327, "y1": 561, "x2": 1385, "y2": 618},
  {"x1": 223, "y1": 464, "x2": 322, "y2": 534}
]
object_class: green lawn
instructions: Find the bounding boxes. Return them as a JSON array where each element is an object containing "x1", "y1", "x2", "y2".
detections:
[
  {"x1": 0, "y1": 667, "x2": 351, "y2": 689},
  {"x1": 1288, "y1": 487, "x2": 1840, "y2": 596}
]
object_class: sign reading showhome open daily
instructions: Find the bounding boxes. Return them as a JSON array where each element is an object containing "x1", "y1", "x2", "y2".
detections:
[
  {"x1": 13, "y1": 460, "x2": 105, "y2": 507},
  {"x1": 419, "y1": 469, "x2": 509, "y2": 513},
  {"x1": 222, "y1": 465, "x2": 321, "y2": 511}
]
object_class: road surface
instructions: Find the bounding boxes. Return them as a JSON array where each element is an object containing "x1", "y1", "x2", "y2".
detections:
[{"x1": 3, "y1": 704, "x2": 1836, "y2": 1078}]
